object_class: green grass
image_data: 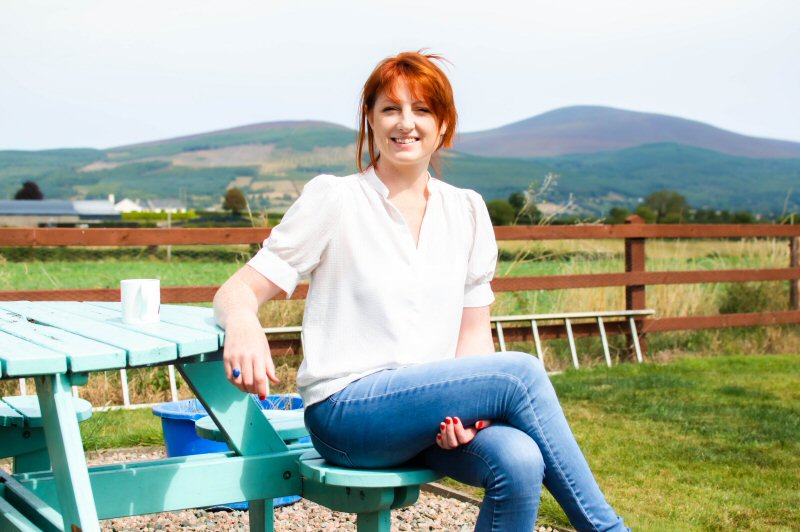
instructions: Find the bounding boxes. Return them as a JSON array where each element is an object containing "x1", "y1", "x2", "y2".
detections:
[
  {"x1": 542, "y1": 354, "x2": 800, "y2": 530},
  {"x1": 72, "y1": 354, "x2": 799, "y2": 529},
  {"x1": 80, "y1": 408, "x2": 164, "y2": 451}
]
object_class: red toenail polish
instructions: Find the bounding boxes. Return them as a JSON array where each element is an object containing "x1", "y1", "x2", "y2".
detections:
[
  {"x1": 454, "y1": 418, "x2": 459, "y2": 424},
  {"x1": 259, "y1": 395, "x2": 266, "y2": 400},
  {"x1": 436, "y1": 434, "x2": 441, "y2": 439},
  {"x1": 446, "y1": 418, "x2": 451, "y2": 424}
]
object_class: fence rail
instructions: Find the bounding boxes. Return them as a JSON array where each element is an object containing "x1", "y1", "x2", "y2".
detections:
[{"x1": 1, "y1": 220, "x2": 799, "y2": 360}]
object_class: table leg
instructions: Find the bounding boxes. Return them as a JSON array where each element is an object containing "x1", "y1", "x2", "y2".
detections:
[
  {"x1": 248, "y1": 498, "x2": 274, "y2": 532},
  {"x1": 36, "y1": 373, "x2": 100, "y2": 532}
]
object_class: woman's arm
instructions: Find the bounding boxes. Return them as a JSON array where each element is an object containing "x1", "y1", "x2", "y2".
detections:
[
  {"x1": 213, "y1": 264, "x2": 284, "y2": 398},
  {"x1": 455, "y1": 305, "x2": 495, "y2": 357}
]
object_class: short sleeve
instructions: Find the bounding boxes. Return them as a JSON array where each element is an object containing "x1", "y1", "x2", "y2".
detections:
[
  {"x1": 463, "y1": 190, "x2": 498, "y2": 307},
  {"x1": 247, "y1": 174, "x2": 342, "y2": 297}
]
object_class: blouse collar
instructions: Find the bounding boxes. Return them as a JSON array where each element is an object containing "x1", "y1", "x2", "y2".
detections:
[{"x1": 363, "y1": 166, "x2": 438, "y2": 199}]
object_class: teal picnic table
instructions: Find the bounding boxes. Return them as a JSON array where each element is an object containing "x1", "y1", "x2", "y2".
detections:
[{"x1": 0, "y1": 302, "x2": 440, "y2": 532}]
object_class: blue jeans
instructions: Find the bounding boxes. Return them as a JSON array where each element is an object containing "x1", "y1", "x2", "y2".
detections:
[{"x1": 304, "y1": 352, "x2": 629, "y2": 532}]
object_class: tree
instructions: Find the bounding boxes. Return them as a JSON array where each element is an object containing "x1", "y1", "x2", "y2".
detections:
[
  {"x1": 486, "y1": 199, "x2": 515, "y2": 226},
  {"x1": 223, "y1": 187, "x2": 247, "y2": 215},
  {"x1": 14, "y1": 181, "x2": 44, "y2": 200},
  {"x1": 634, "y1": 205, "x2": 657, "y2": 224},
  {"x1": 605, "y1": 207, "x2": 630, "y2": 225},
  {"x1": 642, "y1": 190, "x2": 688, "y2": 222}
]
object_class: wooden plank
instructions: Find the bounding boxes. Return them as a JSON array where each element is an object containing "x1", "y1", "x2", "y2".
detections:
[
  {"x1": 0, "y1": 308, "x2": 126, "y2": 372},
  {"x1": 0, "y1": 331, "x2": 67, "y2": 377},
  {"x1": 0, "y1": 302, "x2": 176, "y2": 367},
  {"x1": 0, "y1": 495, "x2": 42, "y2": 532},
  {"x1": 5, "y1": 268, "x2": 800, "y2": 304},
  {"x1": 0, "y1": 470, "x2": 63, "y2": 532},
  {"x1": 35, "y1": 373, "x2": 100, "y2": 531},
  {"x1": 0, "y1": 227, "x2": 269, "y2": 246},
  {"x1": 492, "y1": 224, "x2": 800, "y2": 240},
  {"x1": 91, "y1": 302, "x2": 225, "y2": 345},
  {"x1": 0, "y1": 401, "x2": 25, "y2": 427},
  {"x1": 0, "y1": 284, "x2": 308, "y2": 303},
  {"x1": 178, "y1": 360, "x2": 287, "y2": 455},
  {"x1": 3, "y1": 396, "x2": 93, "y2": 428},
  {"x1": 18, "y1": 451, "x2": 306, "y2": 520},
  {"x1": 46, "y1": 302, "x2": 217, "y2": 357},
  {"x1": 2, "y1": 225, "x2": 799, "y2": 247},
  {"x1": 644, "y1": 310, "x2": 800, "y2": 332},
  {"x1": 491, "y1": 268, "x2": 800, "y2": 292}
]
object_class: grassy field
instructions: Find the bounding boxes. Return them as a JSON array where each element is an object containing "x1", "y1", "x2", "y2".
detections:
[
  {"x1": 72, "y1": 354, "x2": 800, "y2": 530},
  {"x1": 4, "y1": 237, "x2": 797, "y2": 371}
]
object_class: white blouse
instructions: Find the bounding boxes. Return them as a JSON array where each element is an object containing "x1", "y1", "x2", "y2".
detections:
[{"x1": 247, "y1": 168, "x2": 498, "y2": 406}]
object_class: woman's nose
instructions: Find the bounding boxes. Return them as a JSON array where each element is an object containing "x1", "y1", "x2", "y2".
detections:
[{"x1": 398, "y1": 108, "x2": 414, "y2": 131}]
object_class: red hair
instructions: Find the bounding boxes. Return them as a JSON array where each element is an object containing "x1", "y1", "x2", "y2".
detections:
[{"x1": 357, "y1": 51, "x2": 457, "y2": 174}]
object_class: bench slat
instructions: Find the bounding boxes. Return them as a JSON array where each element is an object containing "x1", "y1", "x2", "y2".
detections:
[
  {"x1": 2, "y1": 396, "x2": 92, "y2": 428},
  {"x1": 0, "y1": 400, "x2": 25, "y2": 427},
  {"x1": 0, "y1": 302, "x2": 176, "y2": 368},
  {"x1": 0, "y1": 309, "x2": 126, "y2": 373},
  {"x1": 46, "y1": 302, "x2": 218, "y2": 357},
  {"x1": 0, "y1": 494, "x2": 42, "y2": 532},
  {"x1": 0, "y1": 331, "x2": 67, "y2": 378},
  {"x1": 299, "y1": 450, "x2": 441, "y2": 488}
]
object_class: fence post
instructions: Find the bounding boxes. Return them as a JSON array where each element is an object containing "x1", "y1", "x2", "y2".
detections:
[
  {"x1": 625, "y1": 215, "x2": 646, "y2": 359},
  {"x1": 791, "y1": 236, "x2": 799, "y2": 310}
]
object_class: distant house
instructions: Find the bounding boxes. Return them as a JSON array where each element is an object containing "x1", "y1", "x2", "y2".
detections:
[
  {"x1": 144, "y1": 199, "x2": 187, "y2": 213},
  {"x1": 114, "y1": 198, "x2": 144, "y2": 213},
  {"x1": 0, "y1": 199, "x2": 120, "y2": 227}
]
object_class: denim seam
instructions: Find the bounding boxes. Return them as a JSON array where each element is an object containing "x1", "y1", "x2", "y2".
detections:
[
  {"x1": 456, "y1": 447, "x2": 500, "y2": 532},
  {"x1": 506, "y1": 372, "x2": 597, "y2": 531},
  {"x1": 329, "y1": 372, "x2": 523, "y2": 404},
  {"x1": 305, "y1": 424, "x2": 354, "y2": 467}
]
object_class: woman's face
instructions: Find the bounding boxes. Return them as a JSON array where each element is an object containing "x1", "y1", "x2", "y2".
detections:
[{"x1": 368, "y1": 79, "x2": 446, "y2": 172}]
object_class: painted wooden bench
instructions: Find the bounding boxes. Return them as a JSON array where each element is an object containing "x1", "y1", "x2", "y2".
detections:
[
  {"x1": 0, "y1": 395, "x2": 92, "y2": 474},
  {"x1": 196, "y1": 407, "x2": 443, "y2": 531},
  {"x1": 0, "y1": 302, "x2": 441, "y2": 532}
]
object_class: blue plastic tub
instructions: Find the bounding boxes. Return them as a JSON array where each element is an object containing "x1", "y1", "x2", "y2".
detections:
[{"x1": 152, "y1": 395, "x2": 306, "y2": 509}]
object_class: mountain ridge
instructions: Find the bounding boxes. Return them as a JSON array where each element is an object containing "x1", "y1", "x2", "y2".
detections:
[{"x1": 455, "y1": 106, "x2": 800, "y2": 159}]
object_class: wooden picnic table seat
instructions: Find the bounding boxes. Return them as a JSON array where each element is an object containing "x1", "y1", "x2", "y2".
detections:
[
  {"x1": 196, "y1": 407, "x2": 442, "y2": 532},
  {"x1": 0, "y1": 395, "x2": 92, "y2": 474},
  {"x1": 195, "y1": 408, "x2": 309, "y2": 443}
]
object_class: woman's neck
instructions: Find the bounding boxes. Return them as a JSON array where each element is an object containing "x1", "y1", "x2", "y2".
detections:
[{"x1": 374, "y1": 160, "x2": 430, "y2": 200}]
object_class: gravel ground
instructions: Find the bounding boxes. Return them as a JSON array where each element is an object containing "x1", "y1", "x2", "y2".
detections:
[
  {"x1": 94, "y1": 447, "x2": 482, "y2": 531},
  {"x1": 5, "y1": 447, "x2": 563, "y2": 531}
]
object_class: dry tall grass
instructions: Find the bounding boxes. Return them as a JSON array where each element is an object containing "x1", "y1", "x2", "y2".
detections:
[{"x1": 2, "y1": 238, "x2": 796, "y2": 403}]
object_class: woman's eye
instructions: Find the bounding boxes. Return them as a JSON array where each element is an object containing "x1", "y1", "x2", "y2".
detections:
[
  {"x1": 382, "y1": 106, "x2": 399, "y2": 112},
  {"x1": 416, "y1": 107, "x2": 431, "y2": 113}
]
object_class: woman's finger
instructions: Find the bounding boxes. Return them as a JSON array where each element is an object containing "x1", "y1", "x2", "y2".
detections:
[
  {"x1": 475, "y1": 420, "x2": 492, "y2": 431},
  {"x1": 453, "y1": 417, "x2": 472, "y2": 445},
  {"x1": 444, "y1": 417, "x2": 459, "y2": 448}
]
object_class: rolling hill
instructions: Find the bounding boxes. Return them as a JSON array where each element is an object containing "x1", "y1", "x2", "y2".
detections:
[
  {"x1": 1, "y1": 110, "x2": 798, "y2": 216},
  {"x1": 455, "y1": 106, "x2": 800, "y2": 159}
]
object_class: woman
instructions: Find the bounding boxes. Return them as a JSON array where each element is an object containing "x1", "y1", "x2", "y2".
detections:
[{"x1": 214, "y1": 51, "x2": 628, "y2": 531}]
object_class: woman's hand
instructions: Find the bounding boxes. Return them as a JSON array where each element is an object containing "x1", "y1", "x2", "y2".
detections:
[
  {"x1": 214, "y1": 265, "x2": 284, "y2": 399},
  {"x1": 435, "y1": 417, "x2": 492, "y2": 450},
  {"x1": 222, "y1": 311, "x2": 279, "y2": 398}
]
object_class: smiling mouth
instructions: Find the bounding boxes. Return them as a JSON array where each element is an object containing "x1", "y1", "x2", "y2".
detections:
[{"x1": 392, "y1": 137, "x2": 419, "y2": 145}]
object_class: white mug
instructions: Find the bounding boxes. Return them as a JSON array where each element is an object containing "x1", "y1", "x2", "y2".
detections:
[{"x1": 121, "y1": 279, "x2": 160, "y2": 324}]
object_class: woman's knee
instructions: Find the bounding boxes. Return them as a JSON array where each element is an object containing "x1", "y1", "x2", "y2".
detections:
[
  {"x1": 495, "y1": 351, "x2": 548, "y2": 386},
  {"x1": 473, "y1": 425, "x2": 545, "y2": 492}
]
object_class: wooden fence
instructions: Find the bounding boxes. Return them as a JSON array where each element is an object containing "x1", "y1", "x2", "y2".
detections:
[{"x1": 2, "y1": 218, "x2": 799, "y2": 359}]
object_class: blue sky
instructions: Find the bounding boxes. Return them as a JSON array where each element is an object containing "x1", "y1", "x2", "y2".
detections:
[{"x1": 1, "y1": 0, "x2": 798, "y2": 150}]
